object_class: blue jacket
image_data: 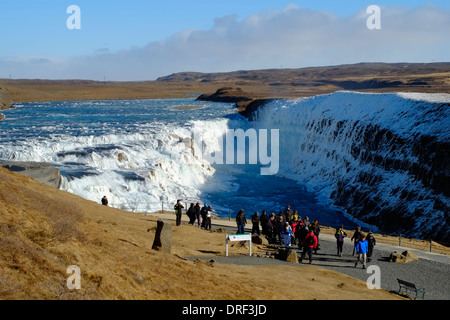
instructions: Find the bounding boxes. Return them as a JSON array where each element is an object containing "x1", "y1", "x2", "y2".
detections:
[{"x1": 356, "y1": 239, "x2": 369, "y2": 254}]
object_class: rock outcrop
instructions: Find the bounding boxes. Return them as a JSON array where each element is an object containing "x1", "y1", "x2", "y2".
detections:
[
  {"x1": 0, "y1": 86, "x2": 11, "y2": 110},
  {"x1": 0, "y1": 161, "x2": 63, "y2": 189}
]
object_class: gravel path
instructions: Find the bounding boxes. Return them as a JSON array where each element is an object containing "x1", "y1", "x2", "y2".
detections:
[{"x1": 152, "y1": 214, "x2": 450, "y2": 300}]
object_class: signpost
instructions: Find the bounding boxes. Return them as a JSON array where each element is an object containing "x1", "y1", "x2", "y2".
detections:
[{"x1": 225, "y1": 233, "x2": 252, "y2": 257}]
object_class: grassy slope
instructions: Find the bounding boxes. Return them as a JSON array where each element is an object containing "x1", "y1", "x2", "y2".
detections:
[{"x1": 0, "y1": 168, "x2": 403, "y2": 300}]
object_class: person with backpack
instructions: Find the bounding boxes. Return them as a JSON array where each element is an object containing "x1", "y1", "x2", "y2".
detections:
[
  {"x1": 174, "y1": 200, "x2": 184, "y2": 226},
  {"x1": 355, "y1": 234, "x2": 369, "y2": 269},
  {"x1": 335, "y1": 226, "x2": 347, "y2": 256},
  {"x1": 296, "y1": 223, "x2": 309, "y2": 250},
  {"x1": 300, "y1": 230, "x2": 318, "y2": 264},
  {"x1": 366, "y1": 231, "x2": 376, "y2": 262}
]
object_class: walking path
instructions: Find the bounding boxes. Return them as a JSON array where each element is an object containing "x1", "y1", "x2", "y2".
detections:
[{"x1": 149, "y1": 213, "x2": 450, "y2": 300}]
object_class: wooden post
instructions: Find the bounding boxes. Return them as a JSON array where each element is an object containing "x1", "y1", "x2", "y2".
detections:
[
  {"x1": 399, "y1": 234, "x2": 402, "y2": 247},
  {"x1": 430, "y1": 239, "x2": 432, "y2": 253}
]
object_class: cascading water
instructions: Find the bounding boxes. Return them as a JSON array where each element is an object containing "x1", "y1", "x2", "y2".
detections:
[{"x1": 251, "y1": 91, "x2": 450, "y2": 241}]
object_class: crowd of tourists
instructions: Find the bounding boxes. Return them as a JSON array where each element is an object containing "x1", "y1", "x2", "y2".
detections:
[{"x1": 175, "y1": 201, "x2": 376, "y2": 267}]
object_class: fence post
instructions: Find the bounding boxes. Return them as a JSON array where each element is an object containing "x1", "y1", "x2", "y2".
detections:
[
  {"x1": 399, "y1": 234, "x2": 402, "y2": 247},
  {"x1": 162, "y1": 201, "x2": 164, "y2": 214},
  {"x1": 430, "y1": 239, "x2": 432, "y2": 253}
]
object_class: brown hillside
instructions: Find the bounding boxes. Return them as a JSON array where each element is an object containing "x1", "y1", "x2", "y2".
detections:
[
  {"x1": 1, "y1": 63, "x2": 449, "y2": 104},
  {"x1": 0, "y1": 167, "x2": 402, "y2": 300}
]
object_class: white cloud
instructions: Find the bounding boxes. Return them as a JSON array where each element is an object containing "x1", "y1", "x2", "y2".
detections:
[{"x1": 2, "y1": 4, "x2": 449, "y2": 80}]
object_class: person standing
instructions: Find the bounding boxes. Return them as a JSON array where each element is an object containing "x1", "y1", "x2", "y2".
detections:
[
  {"x1": 260, "y1": 210, "x2": 268, "y2": 236},
  {"x1": 187, "y1": 203, "x2": 196, "y2": 225},
  {"x1": 205, "y1": 205, "x2": 213, "y2": 231},
  {"x1": 194, "y1": 201, "x2": 201, "y2": 227},
  {"x1": 300, "y1": 230, "x2": 318, "y2": 264},
  {"x1": 335, "y1": 226, "x2": 347, "y2": 256},
  {"x1": 200, "y1": 203, "x2": 208, "y2": 229},
  {"x1": 236, "y1": 209, "x2": 247, "y2": 234},
  {"x1": 283, "y1": 205, "x2": 293, "y2": 222},
  {"x1": 309, "y1": 219, "x2": 321, "y2": 253},
  {"x1": 367, "y1": 231, "x2": 377, "y2": 262},
  {"x1": 266, "y1": 213, "x2": 276, "y2": 244},
  {"x1": 251, "y1": 212, "x2": 260, "y2": 235},
  {"x1": 282, "y1": 222, "x2": 293, "y2": 247},
  {"x1": 101, "y1": 196, "x2": 108, "y2": 206},
  {"x1": 355, "y1": 234, "x2": 369, "y2": 269},
  {"x1": 174, "y1": 200, "x2": 184, "y2": 226}
]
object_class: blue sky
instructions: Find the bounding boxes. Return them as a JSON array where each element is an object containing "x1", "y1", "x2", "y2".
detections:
[{"x1": 1, "y1": 0, "x2": 449, "y2": 80}]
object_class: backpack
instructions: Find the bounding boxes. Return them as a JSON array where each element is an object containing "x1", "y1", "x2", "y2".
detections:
[{"x1": 307, "y1": 234, "x2": 315, "y2": 247}]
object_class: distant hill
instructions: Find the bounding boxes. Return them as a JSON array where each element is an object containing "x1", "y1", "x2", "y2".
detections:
[
  {"x1": 157, "y1": 62, "x2": 450, "y2": 94},
  {"x1": 1, "y1": 62, "x2": 449, "y2": 104}
]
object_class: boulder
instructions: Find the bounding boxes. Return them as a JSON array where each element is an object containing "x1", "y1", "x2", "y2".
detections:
[
  {"x1": 389, "y1": 250, "x2": 419, "y2": 263},
  {"x1": 277, "y1": 248, "x2": 299, "y2": 263},
  {"x1": 152, "y1": 219, "x2": 172, "y2": 253},
  {"x1": 389, "y1": 251, "x2": 407, "y2": 263},
  {"x1": 252, "y1": 234, "x2": 269, "y2": 245},
  {"x1": 402, "y1": 250, "x2": 419, "y2": 262}
]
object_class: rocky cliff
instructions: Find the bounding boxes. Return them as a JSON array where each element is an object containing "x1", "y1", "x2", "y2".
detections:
[
  {"x1": 0, "y1": 161, "x2": 63, "y2": 189},
  {"x1": 0, "y1": 86, "x2": 11, "y2": 110}
]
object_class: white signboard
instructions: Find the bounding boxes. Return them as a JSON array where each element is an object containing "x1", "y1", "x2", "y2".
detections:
[{"x1": 225, "y1": 233, "x2": 252, "y2": 256}]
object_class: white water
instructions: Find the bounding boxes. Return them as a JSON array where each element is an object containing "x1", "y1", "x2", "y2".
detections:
[{"x1": 250, "y1": 91, "x2": 450, "y2": 239}]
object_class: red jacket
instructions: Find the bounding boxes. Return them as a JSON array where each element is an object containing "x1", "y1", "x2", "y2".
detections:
[{"x1": 302, "y1": 232, "x2": 318, "y2": 249}]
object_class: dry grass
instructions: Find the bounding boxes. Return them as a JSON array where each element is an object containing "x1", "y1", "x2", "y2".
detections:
[{"x1": 0, "y1": 167, "x2": 406, "y2": 300}]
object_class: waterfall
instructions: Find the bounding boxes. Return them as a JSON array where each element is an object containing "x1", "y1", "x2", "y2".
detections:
[{"x1": 251, "y1": 91, "x2": 450, "y2": 241}]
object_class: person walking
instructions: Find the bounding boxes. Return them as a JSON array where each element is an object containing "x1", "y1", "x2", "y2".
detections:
[
  {"x1": 174, "y1": 200, "x2": 184, "y2": 226},
  {"x1": 300, "y1": 230, "x2": 318, "y2": 264},
  {"x1": 355, "y1": 234, "x2": 369, "y2": 269},
  {"x1": 251, "y1": 211, "x2": 260, "y2": 235},
  {"x1": 236, "y1": 209, "x2": 247, "y2": 234},
  {"x1": 335, "y1": 226, "x2": 347, "y2": 256},
  {"x1": 351, "y1": 226, "x2": 362, "y2": 256},
  {"x1": 367, "y1": 231, "x2": 376, "y2": 262}
]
